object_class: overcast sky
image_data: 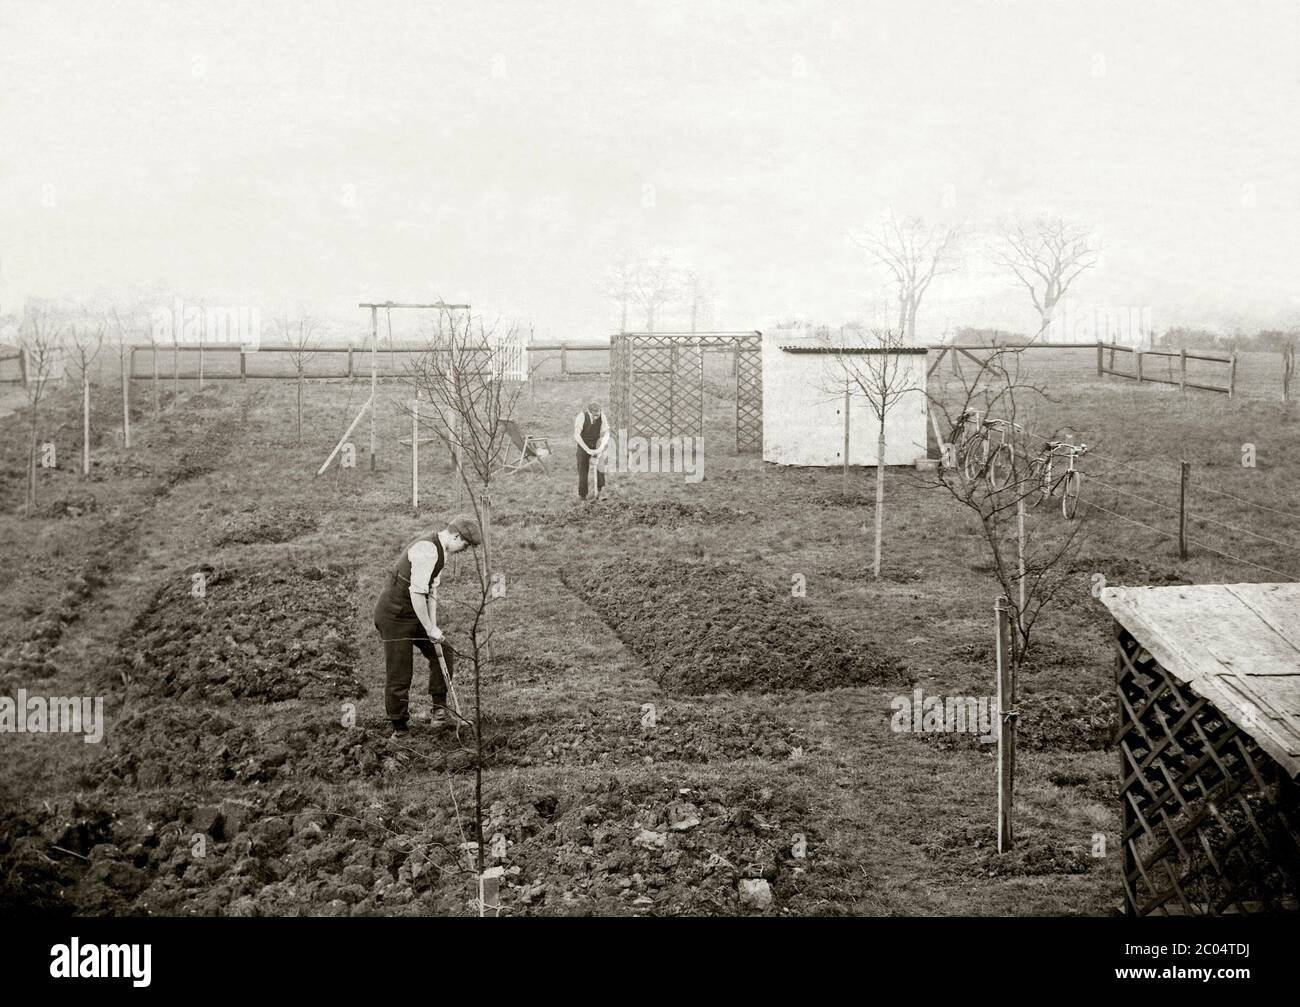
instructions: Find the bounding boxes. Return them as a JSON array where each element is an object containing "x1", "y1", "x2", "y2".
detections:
[{"x1": 2, "y1": 0, "x2": 1297, "y2": 341}]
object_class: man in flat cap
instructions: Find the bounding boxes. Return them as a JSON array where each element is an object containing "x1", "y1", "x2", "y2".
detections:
[
  {"x1": 373, "y1": 513, "x2": 482, "y2": 736},
  {"x1": 574, "y1": 399, "x2": 609, "y2": 501}
]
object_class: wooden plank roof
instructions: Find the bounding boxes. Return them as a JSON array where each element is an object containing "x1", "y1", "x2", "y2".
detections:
[{"x1": 1100, "y1": 583, "x2": 1300, "y2": 778}]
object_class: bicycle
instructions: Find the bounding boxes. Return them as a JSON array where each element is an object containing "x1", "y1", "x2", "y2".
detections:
[
  {"x1": 954, "y1": 411, "x2": 1020, "y2": 491},
  {"x1": 1026, "y1": 440, "x2": 1089, "y2": 519}
]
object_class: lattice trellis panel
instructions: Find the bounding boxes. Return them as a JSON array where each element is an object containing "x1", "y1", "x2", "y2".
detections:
[
  {"x1": 628, "y1": 338, "x2": 703, "y2": 439},
  {"x1": 735, "y1": 339, "x2": 762, "y2": 452},
  {"x1": 609, "y1": 338, "x2": 630, "y2": 437},
  {"x1": 1115, "y1": 625, "x2": 1300, "y2": 916},
  {"x1": 609, "y1": 332, "x2": 762, "y2": 454}
]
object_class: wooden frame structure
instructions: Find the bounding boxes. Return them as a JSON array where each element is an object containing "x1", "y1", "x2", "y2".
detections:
[
  {"x1": 608, "y1": 331, "x2": 762, "y2": 454},
  {"x1": 1101, "y1": 583, "x2": 1300, "y2": 916},
  {"x1": 1096, "y1": 342, "x2": 1237, "y2": 397}
]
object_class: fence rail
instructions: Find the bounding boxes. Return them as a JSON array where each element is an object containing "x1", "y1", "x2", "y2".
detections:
[{"x1": 1095, "y1": 342, "x2": 1236, "y2": 397}]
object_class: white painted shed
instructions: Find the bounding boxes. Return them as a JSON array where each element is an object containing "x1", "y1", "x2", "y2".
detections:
[{"x1": 760, "y1": 330, "x2": 930, "y2": 467}]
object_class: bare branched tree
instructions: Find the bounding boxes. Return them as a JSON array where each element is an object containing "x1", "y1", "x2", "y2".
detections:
[
  {"x1": 927, "y1": 346, "x2": 1089, "y2": 679},
  {"x1": 682, "y1": 270, "x2": 714, "y2": 334},
  {"x1": 277, "y1": 308, "x2": 322, "y2": 444},
  {"x1": 924, "y1": 346, "x2": 1092, "y2": 846},
  {"x1": 600, "y1": 258, "x2": 637, "y2": 334},
  {"x1": 407, "y1": 311, "x2": 525, "y2": 913},
  {"x1": 856, "y1": 213, "x2": 962, "y2": 342},
  {"x1": 17, "y1": 306, "x2": 65, "y2": 511},
  {"x1": 631, "y1": 254, "x2": 677, "y2": 333},
  {"x1": 66, "y1": 313, "x2": 106, "y2": 478},
  {"x1": 994, "y1": 216, "x2": 1097, "y2": 341},
  {"x1": 816, "y1": 326, "x2": 924, "y2": 577}
]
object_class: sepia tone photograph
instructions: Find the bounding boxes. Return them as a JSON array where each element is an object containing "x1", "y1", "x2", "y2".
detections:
[{"x1": 0, "y1": 0, "x2": 1295, "y2": 971}]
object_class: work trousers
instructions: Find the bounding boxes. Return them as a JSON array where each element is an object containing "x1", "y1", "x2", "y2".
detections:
[
  {"x1": 577, "y1": 446, "x2": 605, "y2": 499},
  {"x1": 373, "y1": 580, "x2": 454, "y2": 726}
]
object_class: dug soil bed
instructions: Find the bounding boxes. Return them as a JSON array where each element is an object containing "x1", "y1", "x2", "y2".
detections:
[
  {"x1": 925, "y1": 690, "x2": 1114, "y2": 753},
  {"x1": 560, "y1": 557, "x2": 904, "y2": 694},
  {"x1": 112, "y1": 563, "x2": 362, "y2": 703},
  {"x1": 920, "y1": 821, "x2": 1100, "y2": 880},
  {"x1": 497, "y1": 499, "x2": 759, "y2": 530},
  {"x1": 91, "y1": 703, "x2": 396, "y2": 789},
  {"x1": 2, "y1": 773, "x2": 829, "y2": 917},
  {"x1": 480, "y1": 703, "x2": 815, "y2": 769},
  {"x1": 213, "y1": 503, "x2": 319, "y2": 546}
]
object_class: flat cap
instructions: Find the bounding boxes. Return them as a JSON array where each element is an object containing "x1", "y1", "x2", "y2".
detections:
[{"x1": 446, "y1": 513, "x2": 482, "y2": 546}]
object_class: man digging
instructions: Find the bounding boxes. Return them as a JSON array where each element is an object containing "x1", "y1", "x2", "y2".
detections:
[
  {"x1": 574, "y1": 398, "x2": 609, "y2": 501},
  {"x1": 373, "y1": 513, "x2": 482, "y2": 738}
]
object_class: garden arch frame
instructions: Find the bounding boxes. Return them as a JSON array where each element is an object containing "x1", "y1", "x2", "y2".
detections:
[{"x1": 608, "y1": 331, "x2": 762, "y2": 454}]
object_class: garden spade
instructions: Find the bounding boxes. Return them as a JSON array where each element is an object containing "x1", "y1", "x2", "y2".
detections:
[{"x1": 433, "y1": 641, "x2": 463, "y2": 725}]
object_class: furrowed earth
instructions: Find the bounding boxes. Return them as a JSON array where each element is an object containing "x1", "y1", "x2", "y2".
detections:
[{"x1": 2, "y1": 351, "x2": 1296, "y2": 915}]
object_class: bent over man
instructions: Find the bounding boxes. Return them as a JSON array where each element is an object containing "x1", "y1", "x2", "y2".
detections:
[
  {"x1": 574, "y1": 399, "x2": 609, "y2": 500},
  {"x1": 373, "y1": 513, "x2": 482, "y2": 736}
]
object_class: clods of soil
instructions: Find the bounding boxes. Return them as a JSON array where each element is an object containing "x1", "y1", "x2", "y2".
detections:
[{"x1": 560, "y1": 557, "x2": 904, "y2": 694}]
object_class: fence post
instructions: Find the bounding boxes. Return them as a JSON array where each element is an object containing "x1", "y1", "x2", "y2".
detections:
[
  {"x1": 369, "y1": 307, "x2": 378, "y2": 471},
  {"x1": 1096, "y1": 340, "x2": 1102, "y2": 378},
  {"x1": 1283, "y1": 344, "x2": 1295, "y2": 404},
  {"x1": 995, "y1": 596, "x2": 1016, "y2": 853},
  {"x1": 82, "y1": 379, "x2": 91, "y2": 477},
  {"x1": 1017, "y1": 497, "x2": 1026, "y2": 623},
  {"x1": 1178, "y1": 461, "x2": 1189, "y2": 560},
  {"x1": 1109, "y1": 336, "x2": 1116, "y2": 371},
  {"x1": 347, "y1": 345, "x2": 353, "y2": 378},
  {"x1": 122, "y1": 348, "x2": 132, "y2": 449},
  {"x1": 239, "y1": 349, "x2": 247, "y2": 383},
  {"x1": 1228, "y1": 353, "x2": 1237, "y2": 399},
  {"x1": 411, "y1": 398, "x2": 419, "y2": 510},
  {"x1": 560, "y1": 345, "x2": 567, "y2": 376},
  {"x1": 1179, "y1": 349, "x2": 1187, "y2": 395},
  {"x1": 1135, "y1": 350, "x2": 1143, "y2": 384}
]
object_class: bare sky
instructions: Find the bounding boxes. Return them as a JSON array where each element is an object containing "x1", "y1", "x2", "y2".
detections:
[{"x1": 2, "y1": 0, "x2": 1297, "y2": 340}]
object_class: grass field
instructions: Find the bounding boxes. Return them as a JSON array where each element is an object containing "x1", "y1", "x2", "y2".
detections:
[{"x1": 1, "y1": 346, "x2": 1297, "y2": 916}]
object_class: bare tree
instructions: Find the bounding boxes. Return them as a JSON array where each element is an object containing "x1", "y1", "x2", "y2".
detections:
[
  {"x1": 600, "y1": 258, "x2": 637, "y2": 334},
  {"x1": 856, "y1": 213, "x2": 962, "y2": 342},
  {"x1": 994, "y1": 216, "x2": 1097, "y2": 341},
  {"x1": 926, "y1": 347, "x2": 1091, "y2": 846},
  {"x1": 277, "y1": 308, "x2": 322, "y2": 444},
  {"x1": 929, "y1": 346, "x2": 1089, "y2": 679},
  {"x1": 407, "y1": 311, "x2": 525, "y2": 914},
  {"x1": 682, "y1": 271, "x2": 714, "y2": 334},
  {"x1": 631, "y1": 254, "x2": 677, "y2": 333},
  {"x1": 17, "y1": 307, "x2": 65, "y2": 511},
  {"x1": 817, "y1": 326, "x2": 924, "y2": 577},
  {"x1": 66, "y1": 314, "x2": 106, "y2": 478},
  {"x1": 110, "y1": 302, "x2": 145, "y2": 446}
]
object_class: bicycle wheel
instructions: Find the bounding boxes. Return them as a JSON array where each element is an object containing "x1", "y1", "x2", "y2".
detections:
[
  {"x1": 1061, "y1": 470, "x2": 1081, "y2": 519},
  {"x1": 987, "y1": 442, "x2": 1014, "y2": 491},
  {"x1": 960, "y1": 434, "x2": 985, "y2": 483},
  {"x1": 1026, "y1": 457, "x2": 1050, "y2": 507}
]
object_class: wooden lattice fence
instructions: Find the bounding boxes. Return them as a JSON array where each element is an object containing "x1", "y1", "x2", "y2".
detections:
[
  {"x1": 609, "y1": 331, "x2": 762, "y2": 453},
  {"x1": 1105, "y1": 584, "x2": 1300, "y2": 916}
]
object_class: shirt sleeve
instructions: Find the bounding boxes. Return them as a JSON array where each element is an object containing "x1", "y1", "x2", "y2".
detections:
[
  {"x1": 573, "y1": 411, "x2": 583, "y2": 438},
  {"x1": 407, "y1": 540, "x2": 441, "y2": 596}
]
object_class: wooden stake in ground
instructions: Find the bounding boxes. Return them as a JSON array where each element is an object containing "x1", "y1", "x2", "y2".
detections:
[
  {"x1": 82, "y1": 378, "x2": 91, "y2": 477},
  {"x1": 1017, "y1": 495, "x2": 1026, "y2": 623},
  {"x1": 369, "y1": 307, "x2": 380, "y2": 470},
  {"x1": 411, "y1": 398, "x2": 419, "y2": 509},
  {"x1": 1178, "y1": 460, "x2": 1189, "y2": 560},
  {"x1": 841, "y1": 384, "x2": 850, "y2": 497},
  {"x1": 121, "y1": 346, "x2": 131, "y2": 449},
  {"x1": 995, "y1": 595, "x2": 1016, "y2": 852}
]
